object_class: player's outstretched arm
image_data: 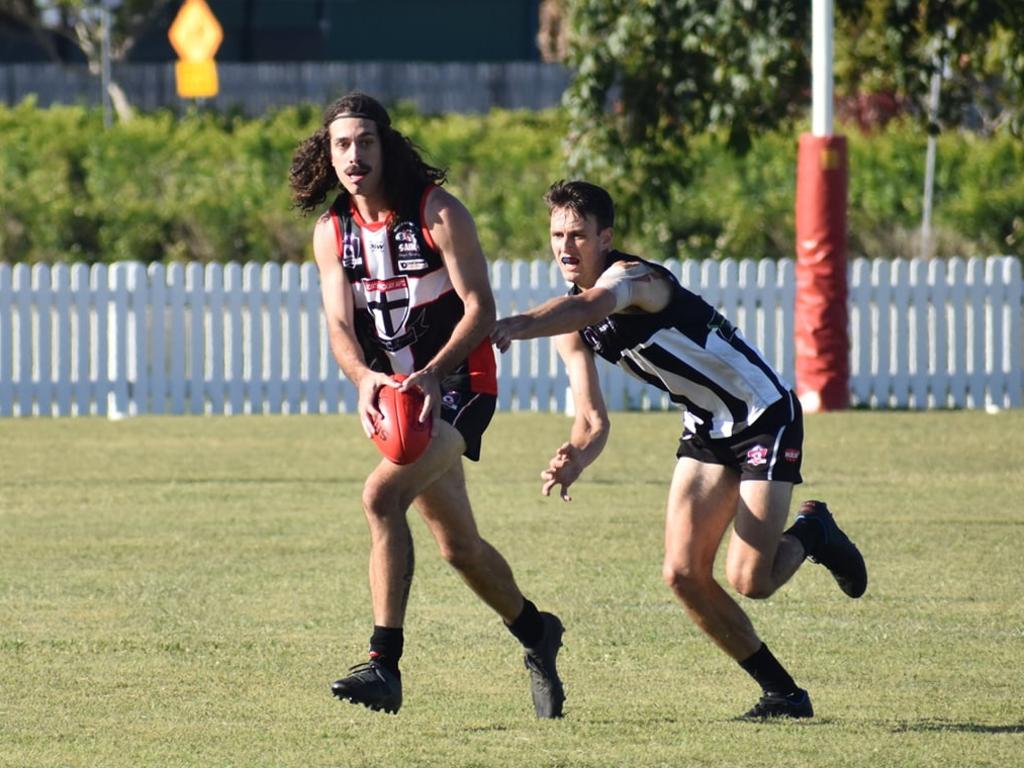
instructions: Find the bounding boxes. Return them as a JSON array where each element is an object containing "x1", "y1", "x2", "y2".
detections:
[
  {"x1": 492, "y1": 262, "x2": 671, "y2": 352},
  {"x1": 542, "y1": 333, "x2": 610, "y2": 502},
  {"x1": 492, "y1": 290, "x2": 616, "y2": 353}
]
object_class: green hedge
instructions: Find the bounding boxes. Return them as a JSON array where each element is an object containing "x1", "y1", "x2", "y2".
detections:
[
  {"x1": 1, "y1": 100, "x2": 1020, "y2": 264},
  {"x1": 632, "y1": 121, "x2": 1024, "y2": 262}
]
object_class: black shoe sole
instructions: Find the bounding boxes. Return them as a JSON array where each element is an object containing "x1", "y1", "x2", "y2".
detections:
[
  {"x1": 737, "y1": 708, "x2": 814, "y2": 721},
  {"x1": 332, "y1": 689, "x2": 401, "y2": 714},
  {"x1": 738, "y1": 690, "x2": 814, "y2": 720}
]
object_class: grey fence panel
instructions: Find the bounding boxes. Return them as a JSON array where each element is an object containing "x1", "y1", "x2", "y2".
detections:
[{"x1": 0, "y1": 61, "x2": 570, "y2": 114}]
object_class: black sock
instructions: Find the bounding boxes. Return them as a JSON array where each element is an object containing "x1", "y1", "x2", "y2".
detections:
[
  {"x1": 505, "y1": 598, "x2": 544, "y2": 648},
  {"x1": 785, "y1": 515, "x2": 824, "y2": 558},
  {"x1": 369, "y1": 625, "x2": 403, "y2": 674},
  {"x1": 738, "y1": 643, "x2": 799, "y2": 696}
]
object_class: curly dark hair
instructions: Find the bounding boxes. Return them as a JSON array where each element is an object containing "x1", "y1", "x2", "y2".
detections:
[{"x1": 289, "y1": 91, "x2": 447, "y2": 215}]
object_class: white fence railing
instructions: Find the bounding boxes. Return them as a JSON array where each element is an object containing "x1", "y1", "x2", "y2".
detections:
[{"x1": 0, "y1": 257, "x2": 1020, "y2": 417}]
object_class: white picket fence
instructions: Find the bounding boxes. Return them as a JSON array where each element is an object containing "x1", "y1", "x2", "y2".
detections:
[{"x1": 0, "y1": 257, "x2": 1020, "y2": 417}]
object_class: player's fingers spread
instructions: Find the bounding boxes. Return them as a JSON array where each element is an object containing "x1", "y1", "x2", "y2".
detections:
[
  {"x1": 421, "y1": 397, "x2": 440, "y2": 437},
  {"x1": 366, "y1": 383, "x2": 385, "y2": 419},
  {"x1": 430, "y1": 400, "x2": 441, "y2": 436},
  {"x1": 542, "y1": 478, "x2": 556, "y2": 496}
]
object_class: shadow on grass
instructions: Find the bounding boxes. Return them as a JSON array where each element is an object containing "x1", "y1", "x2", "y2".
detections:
[
  {"x1": 891, "y1": 720, "x2": 1024, "y2": 734},
  {"x1": 463, "y1": 724, "x2": 512, "y2": 733}
]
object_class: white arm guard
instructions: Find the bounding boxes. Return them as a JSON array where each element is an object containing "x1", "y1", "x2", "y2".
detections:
[{"x1": 593, "y1": 261, "x2": 653, "y2": 313}]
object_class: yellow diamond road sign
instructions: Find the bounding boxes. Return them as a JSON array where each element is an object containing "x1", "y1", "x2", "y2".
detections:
[
  {"x1": 168, "y1": 0, "x2": 223, "y2": 63},
  {"x1": 175, "y1": 60, "x2": 219, "y2": 99}
]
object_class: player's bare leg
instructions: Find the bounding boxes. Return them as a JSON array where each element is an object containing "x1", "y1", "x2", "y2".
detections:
[
  {"x1": 725, "y1": 480, "x2": 805, "y2": 599},
  {"x1": 414, "y1": 447, "x2": 524, "y2": 620},
  {"x1": 331, "y1": 424, "x2": 464, "y2": 713},
  {"x1": 662, "y1": 459, "x2": 761, "y2": 659},
  {"x1": 662, "y1": 458, "x2": 812, "y2": 719},
  {"x1": 362, "y1": 425, "x2": 465, "y2": 626},
  {"x1": 414, "y1": 422, "x2": 565, "y2": 718}
]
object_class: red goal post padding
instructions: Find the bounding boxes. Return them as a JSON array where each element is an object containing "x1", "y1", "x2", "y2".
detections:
[{"x1": 795, "y1": 133, "x2": 850, "y2": 411}]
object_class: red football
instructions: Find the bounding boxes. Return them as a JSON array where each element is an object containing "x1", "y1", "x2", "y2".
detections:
[{"x1": 371, "y1": 375, "x2": 432, "y2": 465}]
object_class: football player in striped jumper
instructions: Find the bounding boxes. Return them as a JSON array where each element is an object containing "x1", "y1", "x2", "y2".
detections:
[
  {"x1": 290, "y1": 92, "x2": 565, "y2": 718},
  {"x1": 492, "y1": 180, "x2": 867, "y2": 720}
]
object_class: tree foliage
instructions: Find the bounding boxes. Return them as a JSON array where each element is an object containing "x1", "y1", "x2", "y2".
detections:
[
  {"x1": 564, "y1": 0, "x2": 1024, "y2": 230},
  {"x1": 0, "y1": 0, "x2": 174, "y2": 120},
  {"x1": 836, "y1": 0, "x2": 1024, "y2": 134},
  {"x1": 562, "y1": 0, "x2": 811, "y2": 227}
]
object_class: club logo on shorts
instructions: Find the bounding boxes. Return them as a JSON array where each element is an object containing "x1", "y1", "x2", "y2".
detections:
[
  {"x1": 784, "y1": 448, "x2": 801, "y2": 462},
  {"x1": 442, "y1": 390, "x2": 461, "y2": 411},
  {"x1": 746, "y1": 445, "x2": 769, "y2": 467}
]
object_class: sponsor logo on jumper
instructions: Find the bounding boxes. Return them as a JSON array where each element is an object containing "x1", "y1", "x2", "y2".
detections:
[
  {"x1": 746, "y1": 445, "x2": 769, "y2": 466},
  {"x1": 393, "y1": 222, "x2": 422, "y2": 260},
  {"x1": 784, "y1": 448, "x2": 801, "y2": 462},
  {"x1": 398, "y1": 257, "x2": 429, "y2": 271},
  {"x1": 394, "y1": 224, "x2": 417, "y2": 243},
  {"x1": 581, "y1": 318, "x2": 615, "y2": 355}
]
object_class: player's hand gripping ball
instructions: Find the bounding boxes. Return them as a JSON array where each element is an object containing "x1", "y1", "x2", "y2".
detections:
[{"x1": 371, "y1": 375, "x2": 432, "y2": 465}]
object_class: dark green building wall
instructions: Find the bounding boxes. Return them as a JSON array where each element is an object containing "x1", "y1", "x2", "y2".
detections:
[{"x1": 0, "y1": 0, "x2": 542, "y2": 63}]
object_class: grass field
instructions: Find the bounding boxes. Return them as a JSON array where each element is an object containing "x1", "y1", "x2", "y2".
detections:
[{"x1": 2, "y1": 410, "x2": 1022, "y2": 767}]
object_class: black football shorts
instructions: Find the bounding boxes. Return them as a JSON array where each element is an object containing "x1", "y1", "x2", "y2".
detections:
[
  {"x1": 675, "y1": 390, "x2": 804, "y2": 484},
  {"x1": 439, "y1": 375, "x2": 496, "y2": 462}
]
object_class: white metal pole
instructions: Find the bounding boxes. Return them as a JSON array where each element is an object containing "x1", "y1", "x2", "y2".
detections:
[
  {"x1": 920, "y1": 69, "x2": 941, "y2": 259},
  {"x1": 812, "y1": 0, "x2": 834, "y2": 136},
  {"x1": 101, "y1": 2, "x2": 112, "y2": 128}
]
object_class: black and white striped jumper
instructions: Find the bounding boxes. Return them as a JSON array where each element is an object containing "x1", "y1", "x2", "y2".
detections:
[{"x1": 574, "y1": 251, "x2": 793, "y2": 440}]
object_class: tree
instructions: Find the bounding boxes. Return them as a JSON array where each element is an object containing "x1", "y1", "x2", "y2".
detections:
[
  {"x1": 835, "y1": 0, "x2": 1024, "y2": 134},
  {"x1": 562, "y1": 1, "x2": 813, "y2": 231},
  {"x1": 0, "y1": 0, "x2": 174, "y2": 122},
  {"x1": 563, "y1": 0, "x2": 1024, "y2": 235}
]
